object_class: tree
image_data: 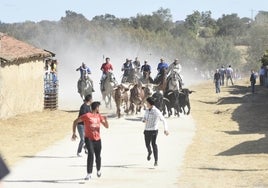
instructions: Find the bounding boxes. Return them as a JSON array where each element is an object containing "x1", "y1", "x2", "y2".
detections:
[
  {"x1": 184, "y1": 11, "x2": 201, "y2": 37},
  {"x1": 216, "y1": 14, "x2": 245, "y2": 37},
  {"x1": 260, "y1": 50, "x2": 268, "y2": 66},
  {"x1": 130, "y1": 7, "x2": 173, "y2": 33},
  {"x1": 199, "y1": 37, "x2": 241, "y2": 69},
  {"x1": 59, "y1": 10, "x2": 90, "y2": 34}
]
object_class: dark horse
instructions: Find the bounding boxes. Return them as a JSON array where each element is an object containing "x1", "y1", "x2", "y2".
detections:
[
  {"x1": 121, "y1": 69, "x2": 141, "y2": 84},
  {"x1": 153, "y1": 69, "x2": 167, "y2": 92},
  {"x1": 101, "y1": 72, "x2": 118, "y2": 109}
]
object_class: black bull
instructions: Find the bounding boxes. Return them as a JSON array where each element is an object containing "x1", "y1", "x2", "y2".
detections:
[{"x1": 152, "y1": 89, "x2": 193, "y2": 117}]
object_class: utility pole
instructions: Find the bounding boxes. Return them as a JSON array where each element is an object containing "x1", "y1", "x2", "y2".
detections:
[{"x1": 250, "y1": 9, "x2": 256, "y2": 21}]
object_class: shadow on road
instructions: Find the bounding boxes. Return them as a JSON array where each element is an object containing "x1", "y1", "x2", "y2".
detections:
[{"x1": 216, "y1": 85, "x2": 268, "y2": 156}]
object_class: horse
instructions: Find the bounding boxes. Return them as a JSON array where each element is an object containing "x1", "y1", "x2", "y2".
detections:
[
  {"x1": 166, "y1": 72, "x2": 182, "y2": 91},
  {"x1": 77, "y1": 74, "x2": 93, "y2": 100},
  {"x1": 121, "y1": 69, "x2": 141, "y2": 84},
  {"x1": 101, "y1": 72, "x2": 118, "y2": 109},
  {"x1": 153, "y1": 69, "x2": 167, "y2": 93}
]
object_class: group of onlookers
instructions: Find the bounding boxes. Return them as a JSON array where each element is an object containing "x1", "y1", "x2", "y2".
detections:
[
  {"x1": 213, "y1": 65, "x2": 235, "y2": 94},
  {"x1": 213, "y1": 63, "x2": 268, "y2": 94},
  {"x1": 44, "y1": 58, "x2": 58, "y2": 93},
  {"x1": 250, "y1": 64, "x2": 268, "y2": 94}
]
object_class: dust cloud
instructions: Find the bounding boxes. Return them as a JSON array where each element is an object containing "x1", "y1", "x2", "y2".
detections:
[{"x1": 53, "y1": 35, "x2": 203, "y2": 111}]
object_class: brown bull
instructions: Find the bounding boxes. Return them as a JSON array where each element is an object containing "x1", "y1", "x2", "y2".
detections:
[
  {"x1": 113, "y1": 84, "x2": 130, "y2": 118},
  {"x1": 129, "y1": 83, "x2": 152, "y2": 114}
]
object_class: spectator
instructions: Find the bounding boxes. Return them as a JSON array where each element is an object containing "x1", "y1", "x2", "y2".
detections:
[
  {"x1": 72, "y1": 101, "x2": 109, "y2": 180},
  {"x1": 76, "y1": 94, "x2": 92, "y2": 157},
  {"x1": 250, "y1": 69, "x2": 257, "y2": 94},
  {"x1": 214, "y1": 69, "x2": 221, "y2": 93},
  {"x1": 259, "y1": 65, "x2": 265, "y2": 86},
  {"x1": 226, "y1": 65, "x2": 234, "y2": 86},
  {"x1": 219, "y1": 65, "x2": 226, "y2": 86},
  {"x1": 142, "y1": 97, "x2": 169, "y2": 167}
]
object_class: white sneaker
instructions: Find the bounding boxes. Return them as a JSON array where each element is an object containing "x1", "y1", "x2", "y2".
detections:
[
  {"x1": 77, "y1": 153, "x2": 82, "y2": 157},
  {"x1": 97, "y1": 171, "x2": 101, "y2": 178},
  {"x1": 84, "y1": 174, "x2": 91, "y2": 180}
]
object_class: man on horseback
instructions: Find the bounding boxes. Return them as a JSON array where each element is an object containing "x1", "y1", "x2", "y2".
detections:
[
  {"x1": 167, "y1": 58, "x2": 183, "y2": 90},
  {"x1": 133, "y1": 57, "x2": 141, "y2": 72},
  {"x1": 141, "y1": 60, "x2": 151, "y2": 78},
  {"x1": 76, "y1": 62, "x2": 95, "y2": 93},
  {"x1": 121, "y1": 58, "x2": 133, "y2": 83},
  {"x1": 100, "y1": 57, "x2": 113, "y2": 91},
  {"x1": 154, "y1": 58, "x2": 168, "y2": 84}
]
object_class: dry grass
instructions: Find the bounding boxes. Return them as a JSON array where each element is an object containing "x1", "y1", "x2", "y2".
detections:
[
  {"x1": 1, "y1": 79, "x2": 268, "y2": 187},
  {"x1": 179, "y1": 79, "x2": 268, "y2": 187},
  {"x1": 0, "y1": 110, "x2": 77, "y2": 167}
]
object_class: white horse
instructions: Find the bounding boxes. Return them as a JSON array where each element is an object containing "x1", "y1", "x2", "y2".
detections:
[
  {"x1": 166, "y1": 72, "x2": 183, "y2": 91},
  {"x1": 101, "y1": 72, "x2": 118, "y2": 108},
  {"x1": 77, "y1": 73, "x2": 93, "y2": 100}
]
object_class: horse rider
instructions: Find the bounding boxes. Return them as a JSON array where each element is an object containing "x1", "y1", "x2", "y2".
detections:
[
  {"x1": 140, "y1": 60, "x2": 151, "y2": 79},
  {"x1": 100, "y1": 57, "x2": 114, "y2": 91},
  {"x1": 76, "y1": 62, "x2": 95, "y2": 92},
  {"x1": 167, "y1": 58, "x2": 183, "y2": 89},
  {"x1": 155, "y1": 58, "x2": 169, "y2": 82},
  {"x1": 132, "y1": 57, "x2": 141, "y2": 72},
  {"x1": 121, "y1": 58, "x2": 133, "y2": 82}
]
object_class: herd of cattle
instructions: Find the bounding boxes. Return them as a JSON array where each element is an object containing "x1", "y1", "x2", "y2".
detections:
[{"x1": 112, "y1": 83, "x2": 193, "y2": 118}]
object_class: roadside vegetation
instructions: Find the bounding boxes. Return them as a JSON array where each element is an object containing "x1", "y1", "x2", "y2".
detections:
[{"x1": 1, "y1": 9, "x2": 268, "y2": 72}]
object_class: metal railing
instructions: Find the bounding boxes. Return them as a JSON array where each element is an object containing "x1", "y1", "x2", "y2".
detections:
[{"x1": 44, "y1": 73, "x2": 58, "y2": 110}]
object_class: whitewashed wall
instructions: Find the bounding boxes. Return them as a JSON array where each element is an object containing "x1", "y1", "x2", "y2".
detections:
[{"x1": 0, "y1": 60, "x2": 44, "y2": 119}]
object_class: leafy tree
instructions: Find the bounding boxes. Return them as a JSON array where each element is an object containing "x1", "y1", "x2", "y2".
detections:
[
  {"x1": 130, "y1": 7, "x2": 173, "y2": 33},
  {"x1": 245, "y1": 12, "x2": 268, "y2": 70},
  {"x1": 216, "y1": 14, "x2": 246, "y2": 37},
  {"x1": 260, "y1": 50, "x2": 268, "y2": 66},
  {"x1": 59, "y1": 10, "x2": 90, "y2": 34},
  {"x1": 199, "y1": 37, "x2": 241, "y2": 70},
  {"x1": 184, "y1": 11, "x2": 201, "y2": 37}
]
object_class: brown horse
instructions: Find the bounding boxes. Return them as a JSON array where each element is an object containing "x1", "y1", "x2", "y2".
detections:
[{"x1": 153, "y1": 69, "x2": 167, "y2": 93}]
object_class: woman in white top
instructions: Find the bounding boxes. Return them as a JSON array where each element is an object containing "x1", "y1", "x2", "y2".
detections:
[{"x1": 142, "y1": 97, "x2": 169, "y2": 166}]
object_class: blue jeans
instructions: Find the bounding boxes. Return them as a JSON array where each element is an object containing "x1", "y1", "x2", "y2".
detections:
[
  {"x1": 215, "y1": 80, "x2": 221, "y2": 93},
  {"x1": 77, "y1": 124, "x2": 85, "y2": 154},
  {"x1": 251, "y1": 82, "x2": 255, "y2": 93}
]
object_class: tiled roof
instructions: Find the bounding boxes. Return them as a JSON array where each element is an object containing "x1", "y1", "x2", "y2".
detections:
[{"x1": 0, "y1": 32, "x2": 51, "y2": 63}]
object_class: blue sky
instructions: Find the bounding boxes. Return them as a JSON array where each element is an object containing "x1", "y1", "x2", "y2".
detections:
[{"x1": 0, "y1": 0, "x2": 267, "y2": 23}]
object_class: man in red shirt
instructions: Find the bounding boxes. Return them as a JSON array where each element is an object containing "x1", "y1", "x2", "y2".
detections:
[
  {"x1": 72, "y1": 101, "x2": 109, "y2": 180},
  {"x1": 100, "y1": 57, "x2": 113, "y2": 91}
]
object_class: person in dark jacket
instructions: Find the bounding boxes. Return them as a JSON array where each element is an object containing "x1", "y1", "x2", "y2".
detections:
[
  {"x1": 214, "y1": 69, "x2": 221, "y2": 93},
  {"x1": 250, "y1": 69, "x2": 257, "y2": 94}
]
